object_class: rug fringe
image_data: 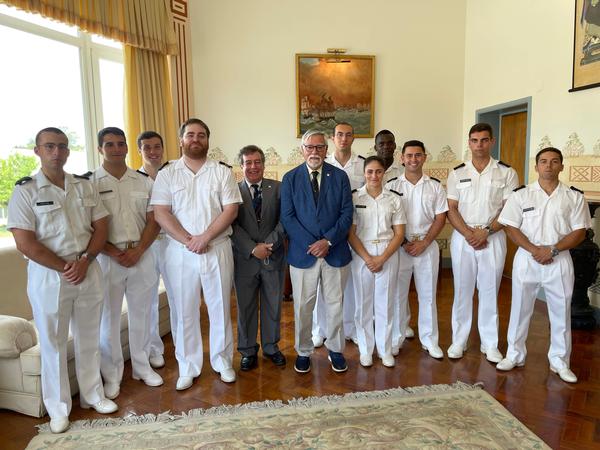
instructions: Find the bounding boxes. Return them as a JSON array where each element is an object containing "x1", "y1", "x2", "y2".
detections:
[{"x1": 36, "y1": 380, "x2": 483, "y2": 433}]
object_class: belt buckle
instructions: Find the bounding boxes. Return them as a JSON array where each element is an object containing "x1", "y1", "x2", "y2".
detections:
[
  {"x1": 473, "y1": 225, "x2": 484, "y2": 230},
  {"x1": 410, "y1": 234, "x2": 423, "y2": 242},
  {"x1": 372, "y1": 239, "x2": 381, "y2": 244},
  {"x1": 126, "y1": 241, "x2": 136, "y2": 249},
  {"x1": 155, "y1": 235, "x2": 164, "y2": 241}
]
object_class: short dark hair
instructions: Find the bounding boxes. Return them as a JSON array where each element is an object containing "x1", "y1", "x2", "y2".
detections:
[
  {"x1": 469, "y1": 123, "x2": 494, "y2": 139},
  {"x1": 333, "y1": 122, "x2": 354, "y2": 135},
  {"x1": 535, "y1": 147, "x2": 563, "y2": 164},
  {"x1": 179, "y1": 118, "x2": 210, "y2": 139},
  {"x1": 137, "y1": 130, "x2": 163, "y2": 149},
  {"x1": 363, "y1": 155, "x2": 385, "y2": 171},
  {"x1": 401, "y1": 140, "x2": 426, "y2": 154},
  {"x1": 35, "y1": 127, "x2": 67, "y2": 146},
  {"x1": 98, "y1": 127, "x2": 125, "y2": 147},
  {"x1": 375, "y1": 129, "x2": 395, "y2": 143},
  {"x1": 237, "y1": 145, "x2": 265, "y2": 165}
]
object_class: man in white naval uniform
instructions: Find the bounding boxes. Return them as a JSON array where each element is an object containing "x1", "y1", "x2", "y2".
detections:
[
  {"x1": 8, "y1": 127, "x2": 117, "y2": 434},
  {"x1": 376, "y1": 130, "x2": 405, "y2": 184},
  {"x1": 446, "y1": 123, "x2": 518, "y2": 362},
  {"x1": 312, "y1": 122, "x2": 364, "y2": 347},
  {"x1": 386, "y1": 140, "x2": 447, "y2": 359},
  {"x1": 92, "y1": 127, "x2": 162, "y2": 400},
  {"x1": 496, "y1": 147, "x2": 590, "y2": 383},
  {"x1": 137, "y1": 130, "x2": 172, "y2": 369},
  {"x1": 151, "y1": 118, "x2": 242, "y2": 390}
]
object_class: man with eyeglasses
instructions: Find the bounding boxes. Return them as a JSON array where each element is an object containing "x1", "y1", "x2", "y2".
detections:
[
  {"x1": 281, "y1": 129, "x2": 353, "y2": 374},
  {"x1": 446, "y1": 123, "x2": 518, "y2": 362},
  {"x1": 231, "y1": 145, "x2": 286, "y2": 371},
  {"x1": 8, "y1": 127, "x2": 117, "y2": 434}
]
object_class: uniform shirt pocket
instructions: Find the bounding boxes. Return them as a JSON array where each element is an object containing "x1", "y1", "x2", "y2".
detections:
[
  {"x1": 488, "y1": 180, "x2": 505, "y2": 205},
  {"x1": 456, "y1": 181, "x2": 474, "y2": 202},
  {"x1": 130, "y1": 191, "x2": 149, "y2": 212},
  {"x1": 34, "y1": 202, "x2": 62, "y2": 237}
]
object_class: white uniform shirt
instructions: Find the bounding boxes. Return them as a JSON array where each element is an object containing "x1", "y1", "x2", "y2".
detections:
[
  {"x1": 91, "y1": 167, "x2": 153, "y2": 245},
  {"x1": 352, "y1": 186, "x2": 406, "y2": 241},
  {"x1": 150, "y1": 158, "x2": 242, "y2": 240},
  {"x1": 446, "y1": 159, "x2": 518, "y2": 226},
  {"x1": 498, "y1": 181, "x2": 591, "y2": 246},
  {"x1": 383, "y1": 163, "x2": 404, "y2": 184},
  {"x1": 7, "y1": 171, "x2": 108, "y2": 257},
  {"x1": 139, "y1": 162, "x2": 172, "y2": 238},
  {"x1": 325, "y1": 152, "x2": 365, "y2": 190},
  {"x1": 386, "y1": 174, "x2": 448, "y2": 236}
]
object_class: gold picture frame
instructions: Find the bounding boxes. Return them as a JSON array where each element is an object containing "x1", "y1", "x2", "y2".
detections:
[
  {"x1": 570, "y1": 0, "x2": 600, "y2": 92},
  {"x1": 296, "y1": 53, "x2": 375, "y2": 138}
]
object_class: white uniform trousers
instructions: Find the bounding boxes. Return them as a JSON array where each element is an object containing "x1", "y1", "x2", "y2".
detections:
[
  {"x1": 312, "y1": 274, "x2": 356, "y2": 340},
  {"x1": 450, "y1": 229, "x2": 506, "y2": 350},
  {"x1": 290, "y1": 259, "x2": 349, "y2": 356},
  {"x1": 27, "y1": 259, "x2": 105, "y2": 419},
  {"x1": 98, "y1": 250, "x2": 157, "y2": 383},
  {"x1": 393, "y1": 241, "x2": 440, "y2": 349},
  {"x1": 352, "y1": 242, "x2": 398, "y2": 358},
  {"x1": 148, "y1": 237, "x2": 174, "y2": 358},
  {"x1": 506, "y1": 248, "x2": 574, "y2": 369},
  {"x1": 165, "y1": 238, "x2": 234, "y2": 376}
]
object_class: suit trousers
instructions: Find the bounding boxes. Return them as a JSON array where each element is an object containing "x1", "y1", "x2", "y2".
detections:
[
  {"x1": 393, "y1": 241, "x2": 440, "y2": 349},
  {"x1": 148, "y1": 237, "x2": 175, "y2": 358},
  {"x1": 352, "y1": 242, "x2": 398, "y2": 358},
  {"x1": 506, "y1": 248, "x2": 574, "y2": 369},
  {"x1": 290, "y1": 259, "x2": 349, "y2": 356},
  {"x1": 98, "y1": 250, "x2": 157, "y2": 383},
  {"x1": 27, "y1": 259, "x2": 105, "y2": 419},
  {"x1": 234, "y1": 262, "x2": 284, "y2": 356},
  {"x1": 165, "y1": 238, "x2": 234, "y2": 376},
  {"x1": 450, "y1": 230, "x2": 506, "y2": 350}
]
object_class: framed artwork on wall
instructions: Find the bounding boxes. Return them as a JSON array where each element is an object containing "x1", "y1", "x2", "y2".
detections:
[
  {"x1": 570, "y1": 0, "x2": 600, "y2": 92},
  {"x1": 296, "y1": 53, "x2": 375, "y2": 138}
]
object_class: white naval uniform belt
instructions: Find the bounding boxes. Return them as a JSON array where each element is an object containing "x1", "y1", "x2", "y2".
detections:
[
  {"x1": 112, "y1": 241, "x2": 140, "y2": 250},
  {"x1": 155, "y1": 234, "x2": 165, "y2": 241},
  {"x1": 468, "y1": 224, "x2": 488, "y2": 229},
  {"x1": 366, "y1": 238, "x2": 391, "y2": 244},
  {"x1": 408, "y1": 233, "x2": 426, "y2": 242}
]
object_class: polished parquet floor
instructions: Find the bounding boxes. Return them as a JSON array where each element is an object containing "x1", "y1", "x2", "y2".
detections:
[{"x1": 1, "y1": 268, "x2": 599, "y2": 450}]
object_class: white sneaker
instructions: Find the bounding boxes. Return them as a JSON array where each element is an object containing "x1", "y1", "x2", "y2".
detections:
[
  {"x1": 550, "y1": 366, "x2": 577, "y2": 383},
  {"x1": 220, "y1": 368, "x2": 236, "y2": 383},
  {"x1": 312, "y1": 335, "x2": 324, "y2": 348},
  {"x1": 103, "y1": 382, "x2": 120, "y2": 400},
  {"x1": 149, "y1": 354, "x2": 165, "y2": 369},
  {"x1": 391, "y1": 346, "x2": 400, "y2": 356},
  {"x1": 359, "y1": 354, "x2": 373, "y2": 367},
  {"x1": 381, "y1": 354, "x2": 395, "y2": 367},
  {"x1": 176, "y1": 376, "x2": 194, "y2": 391},
  {"x1": 405, "y1": 327, "x2": 415, "y2": 338},
  {"x1": 480, "y1": 346, "x2": 503, "y2": 363},
  {"x1": 496, "y1": 358, "x2": 524, "y2": 371},
  {"x1": 447, "y1": 343, "x2": 465, "y2": 359},
  {"x1": 80, "y1": 398, "x2": 118, "y2": 414},
  {"x1": 422, "y1": 345, "x2": 444, "y2": 359},
  {"x1": 134, "y1": 369, "x2": 164, "y2": 387},
  {"x1": 49, "y1": 417, "x2": 70, "y2": 434}
]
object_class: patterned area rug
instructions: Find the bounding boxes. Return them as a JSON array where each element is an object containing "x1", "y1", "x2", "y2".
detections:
[{"x1": 27, "y1": 382, "x2": 549, "y2": 449}]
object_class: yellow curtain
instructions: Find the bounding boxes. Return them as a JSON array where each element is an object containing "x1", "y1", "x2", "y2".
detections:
[{"x1": 124, "y1": 45, "x2": 179, "y2": 168}]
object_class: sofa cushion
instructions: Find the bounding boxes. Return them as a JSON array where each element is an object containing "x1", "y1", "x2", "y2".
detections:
[{"x1": 0, "y1": 315, "x2": 37, "y2": 358}]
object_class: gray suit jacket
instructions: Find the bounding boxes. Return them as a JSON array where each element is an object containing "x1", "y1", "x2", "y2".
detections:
[{"x1": 231, "y1": 178, "x2": 286, "y2": 273}]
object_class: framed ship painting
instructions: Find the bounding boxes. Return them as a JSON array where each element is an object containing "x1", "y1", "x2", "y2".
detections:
[
  {"x1": 296, "y1": 54, "x2": 375, "y2": 138},
  {"x1": 571, "y1": 0, "x2": 600, "y2": 92}
]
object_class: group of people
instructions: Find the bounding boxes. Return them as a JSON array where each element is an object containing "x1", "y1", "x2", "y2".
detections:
[{"x1": 7, "y1": 119, "x2": 590, "y2": 434}]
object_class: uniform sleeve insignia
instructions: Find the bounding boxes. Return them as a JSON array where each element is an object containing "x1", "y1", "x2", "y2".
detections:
[
  {"x1": 15, "y1": 176, "x2": 32, "y2": 186},
  {"x1": 513, "y1": 185, "x2": 526, "y2": 192},
  {"x1": 498, "y1": 160, "x2": 511, "y2": 168},
  {"x1": 385, "y1": 177, "x2": 398, "y2": 183},
  {"x1": 390, "y1": 189, "x2": 403, "y2": 197},
  {"x1": 570, "y1": 185, "x2": 584, "y2": 194},
  {"x1": 74, "y1": 171, "x2": 92, "y2": 179},
  {"x1": 136, "y1": 169, "x2": 150, "y2": 177},
  {"x1": 453, "y1": 163, "x2": 466, "y2": 170},
  {"x1": 430, "y1": 176, "x2": 441, "y2": 183},
  {"x1": 219, "y1": 161, "x2": 232, "y2": 169},
  {"x1": 357, "y1": 155, "x2": 365, "y2": 160},
  {"x1": 159, "y1": 161, "x2": 170, "y2": 170}
]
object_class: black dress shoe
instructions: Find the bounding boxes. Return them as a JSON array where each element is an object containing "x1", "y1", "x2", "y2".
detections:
[
  {"x1": 265, "y1": 351, "x2": 286, "y2": 366},
  {"x1": 240, "y1": 355, "x2": 257, "y2": 371}
]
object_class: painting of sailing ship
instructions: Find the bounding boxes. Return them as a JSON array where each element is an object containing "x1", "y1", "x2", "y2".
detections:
[
  {"x1": 296, "y1": 54, "x2": 375, "y2": 137},
  {"x1": 571, "y1": 0, "x2": 600, "y2": 91}
]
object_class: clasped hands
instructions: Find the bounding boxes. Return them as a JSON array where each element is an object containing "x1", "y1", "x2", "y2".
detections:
[{"x1": 464, "y1": 226, "x2": 489, "y2": 250}]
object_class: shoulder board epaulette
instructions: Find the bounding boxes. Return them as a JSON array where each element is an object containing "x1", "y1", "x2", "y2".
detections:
[
  {"x1": 513, "y1": 185, "x2": 526, "y2": 192},
  {"x1": 159, "y1": 161, "x2": 170, "y2": 170},
  {"x1": 453, "y1": 163, "x2": 466, "y2": 170},
  {"x1": 351, "y1": 188, "x2": 358, "y2": 193},
  {"x1": 74, "y1": 171, "x2": 92, "y2": 180},
  {"x1": 498, "y1": 160, "x2": 511, "y2": 168},
  {"x1": 357, "y1": 155, "x2": 365, "y2": 160},
  {"x1": 430, "y1": 176, "x2": 441, "y2": 183},
  {"x1": 385, "y1": 177, "x2": 398, "y2": 183},
  {"x1": 219, "y1": 161, "x2": 232, "y2": 169},
  {"x1": 15, "y1": 176, "x2": 32, "y2": 186},
  {"x1": 570, "y1": 185, "x2": 584, "y2": 194},
  {"x1": 136, "y1": 169, "x2": 149, "y2": 177},
  {"x1": 390, "y1": 189, "x2": 403, "y2": 197}
]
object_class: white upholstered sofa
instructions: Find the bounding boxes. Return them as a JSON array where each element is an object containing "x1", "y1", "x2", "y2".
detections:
[{"x1": 0, "y1": 245, "x2": 171, "y2": 417}]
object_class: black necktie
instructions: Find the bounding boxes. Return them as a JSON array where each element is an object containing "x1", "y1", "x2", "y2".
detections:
[
  {"x1": 251, "y1": 184, "x2": 262, "y2": 221},
  {"x1": 311, "y1": 171, "x2": 319, "y2": 205}
]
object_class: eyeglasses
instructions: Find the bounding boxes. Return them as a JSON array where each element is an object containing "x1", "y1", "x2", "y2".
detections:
[
  {"x1": 39, "y1": 143, "x2": 69, "y2": 151},
  {"x1": 303, "y1": 144, "x2": 327, "y2": 152}
]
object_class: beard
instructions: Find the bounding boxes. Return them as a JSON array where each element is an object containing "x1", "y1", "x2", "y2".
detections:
[{"x1": 182, "y1": 143, "x2": 208, "y2": 160}]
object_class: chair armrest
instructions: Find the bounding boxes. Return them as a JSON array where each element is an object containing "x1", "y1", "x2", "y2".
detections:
[{"x1": 0, "y1": 315, "x2": 37, "y2": 358}]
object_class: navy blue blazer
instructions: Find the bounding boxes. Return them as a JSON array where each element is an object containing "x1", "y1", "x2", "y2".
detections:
[{"x1": 280, "y1": 161, "x2": 353, "y2": 269}]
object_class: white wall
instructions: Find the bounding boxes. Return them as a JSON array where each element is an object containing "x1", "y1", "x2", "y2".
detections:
[{"x1": 189, "y1": 0, "x2": 467, "y2": 163}]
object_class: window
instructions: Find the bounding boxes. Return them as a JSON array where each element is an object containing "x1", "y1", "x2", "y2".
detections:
[{"x1": 0, "y1": 5, "x2": 124, "y2": 247}]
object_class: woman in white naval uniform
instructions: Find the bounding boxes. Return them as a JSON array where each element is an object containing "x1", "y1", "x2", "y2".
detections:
[
  {"x1": 496, "y1": 147, "x2": 591, "y2": 383},
  {"x1": 348, "y1": 156, "x2": 406, "y2": 367}
]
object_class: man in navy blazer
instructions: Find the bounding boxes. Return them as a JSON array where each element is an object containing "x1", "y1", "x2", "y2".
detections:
[{"x1": 281, "y1": 129, "x2": 353, "y2": 373}]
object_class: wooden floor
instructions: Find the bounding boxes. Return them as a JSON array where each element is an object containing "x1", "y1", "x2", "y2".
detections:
[{"x1": 2, "y1": 268, "x2": 599, "y2": 449}]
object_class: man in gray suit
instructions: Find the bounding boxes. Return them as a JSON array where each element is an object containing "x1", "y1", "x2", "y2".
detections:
[{"x1": 232, "y1": 145, "x2": 286, "y2": 370}]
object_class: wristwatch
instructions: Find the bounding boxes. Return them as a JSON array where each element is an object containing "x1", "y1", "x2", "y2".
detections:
[
  {"x1": 485, "y1": 225, "x2": 496, "y2": 235},
  {"x1": 80, "y1": 252, "x2": 96, "y2": 261},
  {"x1": 550, "y1": 246, "x2": 560, "y2": 257}
]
